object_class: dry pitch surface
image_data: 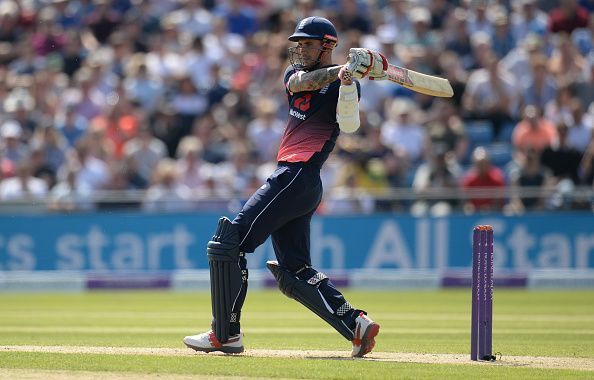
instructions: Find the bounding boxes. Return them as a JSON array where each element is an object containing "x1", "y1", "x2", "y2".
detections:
[{"x1": 2, "y1": 345, "x2": 594, "y2": 372}]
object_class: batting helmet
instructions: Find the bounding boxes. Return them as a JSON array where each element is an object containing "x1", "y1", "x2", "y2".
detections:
[{"x1": 289, "y1": 17, "x2": 338, "y2": 49}]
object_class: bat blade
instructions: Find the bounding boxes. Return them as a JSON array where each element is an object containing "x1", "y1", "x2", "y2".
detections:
[{"x1": 385, "y1": 64, "x2": 454, "y2": 98}]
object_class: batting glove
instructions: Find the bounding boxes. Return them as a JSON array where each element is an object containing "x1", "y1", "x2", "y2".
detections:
[
  {"x1": 345, "y1": 49, "x2": 372, "y2": 79},
  {"x1": 346, "y1": 48, "x2": 389, "y2": 81},
  {"x1": 367, "y1": 49, "x2": 389, "y2": 81}
]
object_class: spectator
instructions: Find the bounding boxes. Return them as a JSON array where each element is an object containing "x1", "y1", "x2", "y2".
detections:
[
  {"x1": 361, "y1": 120, "x2": 393, "y2": 162},
  {"x1": 85, "y1": 53, "x2": 120, "y2": 96},
  {"x1": 400, "y1": 7, "x2": 441, "y2": 73},
  {"x1": 428, "y1": 0, "x2": 454, "y2": 30},
  {"x1": 145, "y1": 34, "x2": 185, "y2": 81},
  {"x1": 205, "y1": 64, "x2": 230, "y2": 107},
  {"x1": 506, "y1": 148, "x2": 551, "y2": 213},
  {"x1": 461, "y1": 147, "x2": 506, "y2": 213},
  {"x1": 566, "y1": 97, "x2": 592, "y2": 153},
  {"x1": 4, "y1": 88, "x2": 38, "y2": 140},
  {"x1": 65, "y1": 68, "x2": 105, "y2": 122},
  {"x1": 143, "y1": 158, "x2": 190, "y2": 212},
  {"x1": 70, "y1": 138, "x2": 111, "y2": 192},
  {"x1": 30, "y1": 122, "x2": 67, "y2": 173},
  {"x1": 469, "y1": 31, "x2": 495, "y2": 70},
  {"x1": 61, "y1": 31, "x2": 86, "y2": 78},
  {"x1": 246, "y1": 99, "x2": 284, "y2": 164},
  {"x1": 93, "y1": 102, "x2": 139, "y2": 159},
  {"x1": 53, "y1": 0, "x2": 84, "y2": 30},
  {"x1": 31, "y1": 6, "x2": 66, "y2": 56},
  {"x1": 216, "y1": 142, "x2": 256, "y2": 197},
  {"x1": 548, "y1": 0, "x2": 589, "y2": 34},
  {"x1": 0, "y1": 159, "x2": 48, "y2": 201},
  {"x1": 465, "y1": 0, "x2": 494, "y2": 37},
  {"x1": 548, "y1": 32, "x2": 587, "y2": 85},
  {"x1": 29, "y1": 146, "x2": 57, "y2": 191},
  {"x1": 521, "y1": 54, "x2": 557, "y2": 111},
  {"x1": 169, "y1": 75, "x2": 209, "y2": 131},
  {"x1": 170, "y1": 0, "x2": 214, "y2": 38},
  {"x1": 544, "y1": 83, "x2": 575, "y2": 125},
  {"x1": 575, "y1": 53, "x2": 594, "y2": 107},
  {"x1": 149, "y1": 104, "x2": 180, "y2": 157},
  {"x1": 189, "y1": 111, "x2": 232, "y2": 164},
  {"x1": 334, "y1": 0, "x2": 371, "y2": 34},
  {"x1": 380, "y1": 98, "x2": 427, "y2": 165},
  {"x1": 123, "y1": 125, "x2": 167, "y2": 186},
  {"x1": 55, "y1": 104, "x2": 87, "y2": 148},
  {"x1": 324, "y1": 169, "x2": 375, "y2": 215},
  {"x1": 174, "y1": 135, "x2": 213, "y2": 191},
  {"x1": 541, "y1": 122, "x2": 583, "y2": 185},
  {"x1": 501, "y1": 34, "x2": 544, "y2": 93},
  {"x1": 0, "y1": 1, "x2": 20, "y2": 44},
  {"x1": 185, "y1": 36, "x2": 216, "y2": 91},
  {"x1": 510, "y1": 0, "x2": 549, "y2": 41},
  {"x1": 491, "y1": 9, "x2": 516, "y2": 59},
  {"x1": 445, "y1": 8, "x2": 474, "y2": 70},
  {"x1": 29, "y1": 69, "x2": 65, "y2": 120},
  {"x1": 463, "y1": 52, "x2": 519, "y2": 138},
  {"x1": 214, "y1": 0, "x2": 258, "y2": 37},
  {"x1": 0, "y1": 120, "x2": 28, "y2": 166},
  {"x1": 107, "y1": 31, "x2": 133, "y2": 78},
  {"x1": 425, "y1": 98, "x2": 469, "y2": 162},
  {"x1": 48, "y1": 166, "x2": 94, "y2": 212},
  {"x1": 9, "y1": 42, "x2": 45, "y2": 75},
  {"x1": 512, "y1": 105, "x2": 558, "y2": 153},
  {"x1": 438, "y1": 51, "x2": 468, "y2": 108},
  {"x1": 97, "y1": 162, "x2": 142, "y2": 210},
  {"x1": 85, "y1": 117, "x2": 115, "y2": 163},
  {"x1": 85, "y1": 0, "x2": 123, "y2": 44},
  {"x1": 122, "y1": 154, "x2": 150, "y2": 190},
  {"x1": 383, "y1": 0, "x2": 412, "y2": 36},
  {"x1": 201, "y1": 17, "x2": 246, "y2": 69},
  {"x1": 411, "y1": 145, "x2": 461, "y2": 216}
]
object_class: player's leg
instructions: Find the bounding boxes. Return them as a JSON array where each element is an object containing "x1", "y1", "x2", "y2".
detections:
[
  {"x1": 267, "y1": 211, "x2": 380, "y2": 357},
  {"x1": 185, "y1": 164, "x2": 321, "y2": 353},
  {"x1": 184, "y1": 217, "x2": 246, "y2": 353},
  {"x1": 233, "y1": 164, "x2": 322, "y2": 253}
]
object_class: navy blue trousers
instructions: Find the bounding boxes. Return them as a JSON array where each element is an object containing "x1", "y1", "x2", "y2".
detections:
[
  {"x1": 234, "y1": 162, "x2": 322, "y2": 271},
  {"x1": 227, "y1": 162, "x2": 358, "y2": 332}
]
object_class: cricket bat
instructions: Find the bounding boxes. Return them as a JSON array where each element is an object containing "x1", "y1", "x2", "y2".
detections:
[{"x1": 384, "y1": 64, "x2": 454, "y2": 98}]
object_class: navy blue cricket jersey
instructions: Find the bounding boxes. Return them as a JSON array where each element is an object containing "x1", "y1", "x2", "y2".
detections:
[{"x1": 277, "y1": 65, "x2": 361, "y2": 168}]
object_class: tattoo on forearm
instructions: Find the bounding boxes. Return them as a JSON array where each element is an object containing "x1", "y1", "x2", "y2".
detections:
[{"x1": 288, "y1": 66, "x2": 342, "y2": 92}]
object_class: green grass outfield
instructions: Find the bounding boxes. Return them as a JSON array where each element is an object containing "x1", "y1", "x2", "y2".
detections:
[{"x1": 1, "y1": 289, "x2": 594, "y2": 379}]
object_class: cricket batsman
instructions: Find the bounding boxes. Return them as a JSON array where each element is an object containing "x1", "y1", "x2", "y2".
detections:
[{"x1": 184, "y1": 16, "x2": 387, "y2": 357}]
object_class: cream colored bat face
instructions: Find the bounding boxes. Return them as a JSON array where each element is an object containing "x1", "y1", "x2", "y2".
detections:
[{"x1": 385, "y1": 64, "x2": 454, "y2": 98}]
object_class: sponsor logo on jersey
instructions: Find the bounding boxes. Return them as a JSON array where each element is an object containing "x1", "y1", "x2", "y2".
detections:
[
  {"x1": 319, "y1": 84, "x2": 329, "y2": 94},
  {"x1": 294, "y1": 94, "x2": 311, "y2": 111},
  {"x1": 290, "y1": 109, "x2": 306, "y2": 120}
]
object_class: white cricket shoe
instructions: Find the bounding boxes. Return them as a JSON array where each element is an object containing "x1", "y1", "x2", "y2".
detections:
[
  {"x1": 351, "y1": 312, "x2": 380, "y2": 357},
  {"x1": 183, "y1": 330, "x2": 244, "y2": 354}
]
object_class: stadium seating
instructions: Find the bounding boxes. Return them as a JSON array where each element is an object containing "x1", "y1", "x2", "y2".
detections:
[
  {"x1": 486, "y1": 142, "x2": 513, "y2": 168},
  {"x1": 463, "y1": 120, "x2": 495, "y2": 164}
]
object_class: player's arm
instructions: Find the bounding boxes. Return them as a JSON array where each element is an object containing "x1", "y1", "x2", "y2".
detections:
[
  {"x1": 336, "y1": 66, "x2": 360, "y2": 133},
  {"x1": 287, "y1": 48, "x2": 386, "y2": 93},
  {"x1": 287, "y1": 66, "x2": 343, "y2": 93}
]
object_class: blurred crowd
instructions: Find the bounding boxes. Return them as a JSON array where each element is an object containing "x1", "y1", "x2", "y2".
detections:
[{"x1": 0, "y1": 0, "x2": 593, "y2": 215}]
